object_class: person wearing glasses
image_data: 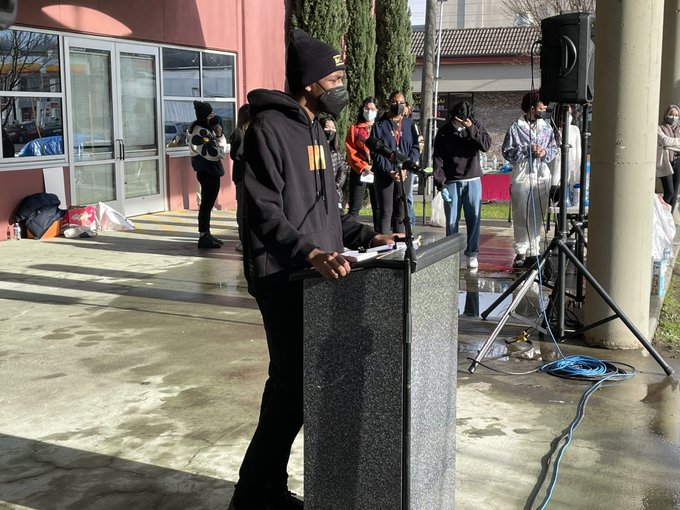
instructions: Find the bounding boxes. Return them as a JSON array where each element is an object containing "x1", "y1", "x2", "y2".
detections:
[
  {"x1": 345, "y1": 97, "x2": 381, "y2": 230},
  {"x1": 369, "y1": 91, "x2": 421, "y2": 234}
]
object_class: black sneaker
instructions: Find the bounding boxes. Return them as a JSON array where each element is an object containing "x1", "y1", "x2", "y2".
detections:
[
  {"x1": 198, "y1": 235, "x2": 222, "y2": 249},
  {"x1": 208, "y1": 233, "x2": 224, "y2": 245},
  {"x1": 512, "y1": 254, "x2": 525, "y2": 269},
  {"x1": 269, "y1": 490, "x2": 303, "y2": 510}
]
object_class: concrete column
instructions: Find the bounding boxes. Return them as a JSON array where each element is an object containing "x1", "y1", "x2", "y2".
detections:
[
  {"x1": 584, "y1": 0, "x2": 665, "y2": 349},
  {"x1": 660, "y1": 0, "x2": 680, "y2": 113}
]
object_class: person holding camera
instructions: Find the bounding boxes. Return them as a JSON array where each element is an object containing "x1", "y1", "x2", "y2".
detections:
[
  {"x1": 189, "y1": 100, "x2": 228, "y2": 249},
  {"x1": 432, "y1": 101, "x2": 491, "y2": 269}
]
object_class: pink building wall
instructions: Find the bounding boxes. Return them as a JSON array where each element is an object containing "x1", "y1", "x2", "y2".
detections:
[{"x1": 2, "y1": 0, "x2": 290, "y2": 238}]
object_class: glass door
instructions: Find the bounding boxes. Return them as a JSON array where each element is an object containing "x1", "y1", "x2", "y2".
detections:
[{"x1": 66, "y1": 38, "x2": 164, "y2": 217}]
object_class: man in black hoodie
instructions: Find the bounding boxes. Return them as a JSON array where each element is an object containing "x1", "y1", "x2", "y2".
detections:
[
  {"x1": 432, "y1": 101, "x2": 491, "y2": 270},
  {"x1": 229, "y1": 30, "x2": 395, "y2": 510}
]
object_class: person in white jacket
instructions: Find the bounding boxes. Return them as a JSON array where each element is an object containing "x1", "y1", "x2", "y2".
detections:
[
  {"x1": 549, "y1": 104, "x2": 582, "y2": 203},
  {"x1": 657, "y1": 104, "x2": 680, "y2": 211},
  {"x1": 502, "y1": 91, "x2": 558, "y2": 269},
  {"x1": 188, "y1": 100, "x2": 228, "y2": 248}
]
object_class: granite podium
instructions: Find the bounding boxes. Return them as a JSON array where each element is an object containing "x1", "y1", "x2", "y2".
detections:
[{"x1": 301, "y1": 234, "x2": 465, "y2": 510}]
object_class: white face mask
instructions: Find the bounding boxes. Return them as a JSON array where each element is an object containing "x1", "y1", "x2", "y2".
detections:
[{"x1": 364, "y1": 109, "x2": 377, "y2": 122}]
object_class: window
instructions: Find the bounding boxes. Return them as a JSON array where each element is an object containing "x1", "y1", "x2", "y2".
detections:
[
  {"x1": 162, "y1": 47, "x2": 236, "y2": 149},
  {"x1": 0, "y1": 29, "x2": 65, "y2": 161}
]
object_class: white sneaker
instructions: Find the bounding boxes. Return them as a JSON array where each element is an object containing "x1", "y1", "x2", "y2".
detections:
[{"x1": 467, "y1": 256, "x2": 479, "y2": 268}]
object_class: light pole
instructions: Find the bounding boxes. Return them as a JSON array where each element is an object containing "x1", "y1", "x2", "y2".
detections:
[{"x1": 426, "y1": 0, "x2": 446, "y2": 195}]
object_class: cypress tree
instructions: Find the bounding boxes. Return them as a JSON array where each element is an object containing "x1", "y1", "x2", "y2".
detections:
[
  {"x1": 375, "y1": 0, "x2": 415, "y2": 109},
  {"x1": 290, "y1": 0, "x2": 350, "y2": 134},
  {"x1": 345, "y1": 0, "x2": 377, "y2": 126}
]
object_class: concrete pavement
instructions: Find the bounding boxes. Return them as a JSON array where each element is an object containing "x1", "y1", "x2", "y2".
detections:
[{"x1": 0, "y1": 209, "x2": 679, "y2": 509}]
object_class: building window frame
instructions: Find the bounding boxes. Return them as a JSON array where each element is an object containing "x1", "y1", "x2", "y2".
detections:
[
  {"x1": 161, "y1": 45, "x2": 237, "y2": 153},
  {"x1": 0, "y1": 26, "x2": 68, "y2": 168}
]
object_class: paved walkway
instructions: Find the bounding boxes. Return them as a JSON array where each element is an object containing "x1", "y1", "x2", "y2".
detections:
[{"x1": 0, "y1": 210, "x2": 678, "y2": 509}]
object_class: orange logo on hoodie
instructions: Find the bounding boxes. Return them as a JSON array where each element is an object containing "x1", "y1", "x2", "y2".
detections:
[{"x1": 307, "y1": 144, "x2": 326, "y2": 171}]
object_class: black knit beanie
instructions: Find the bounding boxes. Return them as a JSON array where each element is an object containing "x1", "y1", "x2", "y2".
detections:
[
  {"x1": 193, "y1": 100, "x2": 213, "y2": 120},
  {"x1": 286, "y1": 29, "x2": 346, "y2": 92}
]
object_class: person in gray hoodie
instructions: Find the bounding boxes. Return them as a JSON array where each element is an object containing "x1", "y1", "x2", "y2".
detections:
[{"x1": 229, "y1": 29, "x2": 395, "y2": 510}]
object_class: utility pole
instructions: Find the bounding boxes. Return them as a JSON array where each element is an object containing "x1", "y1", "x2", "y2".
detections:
[{"x1": 419, "y1": 0, "x2": 437, "y2": 170}]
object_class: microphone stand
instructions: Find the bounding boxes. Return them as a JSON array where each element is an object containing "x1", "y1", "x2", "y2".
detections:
[{"x1": 394, "y1": 163, "x2": 418, "y2": 270}]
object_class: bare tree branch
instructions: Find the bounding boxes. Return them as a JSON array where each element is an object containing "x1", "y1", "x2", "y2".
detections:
[{"x1": 502, "y1": 0, "x2": 596, "y2": 27}]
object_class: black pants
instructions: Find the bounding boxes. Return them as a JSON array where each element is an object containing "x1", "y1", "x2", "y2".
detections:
[
  {"x1": 196, "y1": 171, "x2": 221, "y2": 233},
  {"x1": 235, "y1": 180, "x2": 244, "y2": 242},
  {"x1": 347, "y1": 170, "x2": 380, "y2": 231},
  {"x1": 374, "y1": 171, "x2": 406, "y2": 234},
  {"x1": 660, "y1": 158, "x2": 680, "y2": 211},
  {"x1": 235, "y1": 276, "x2": 303, "y2": 502}
]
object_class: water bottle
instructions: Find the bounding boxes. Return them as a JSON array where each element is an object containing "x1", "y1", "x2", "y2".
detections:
[
  {"x1": 493, "y1": 155, "x2": 498, "y2": 171},
  {"x1": 13, "y1": 222, "x2": 21, "y2": 240},
  {"x1": 584, "y1": 160, "x2": 590, "y2": 206},
  {"x1": 572, "y1": 183, "x2": 581, "y2": 206}
]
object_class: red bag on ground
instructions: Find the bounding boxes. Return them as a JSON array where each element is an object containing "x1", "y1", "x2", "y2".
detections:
[{"x1": 64, "y1": 205, "x2": 97, "y2": 227}]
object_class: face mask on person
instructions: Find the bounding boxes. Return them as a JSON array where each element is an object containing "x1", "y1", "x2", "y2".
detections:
[
  {"x1": 315, "y1": 83, "x2": 349, "y2": 118},
  {"x1": 666, "y1": 115, "x2": 679, "y2": 125},
  {"x1": 324, "y1": 129, "x2": 336, "y2": 142},
  {"x1": 364, "y1": 109, "x2": 378, "y2": 122},
  {"x1": 389, "y1": 103, "x2": 405, "y2": 116}
]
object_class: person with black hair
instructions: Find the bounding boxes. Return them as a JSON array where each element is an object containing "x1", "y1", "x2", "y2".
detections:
[
  {"x1": 345, "y1": 97, "x2": 380, "y2": 229},
  {"x1": 229, "y1": 103, "x2": 251, "y2": 252},
  {"x1": 502, "y1": 91, "x2": 557, "y2": 269},
  {"x1": 657, "y1": 104, "x2": 680, "y2": 211},
  {"x1": 229, "y1": 29, "x2": 395, "y2": 510},
  {"x1": 548, "y1": 104, "x2": 581, "y2": 205},
  {"x1": 320, "y1": 116, "x2": 348, "y2": 209},
  {"x1": 188, "y1": 100, "x2": 227, "y2": 249},
  {"x1": 370, "y1": 91, "x2": 421, "y2": 234},
  {"x1": 432, "y1": 101, "x2": 491, "y2": 269},
  {"x1": 2, "y1": 127, "x2": 14, "y2": 158}
]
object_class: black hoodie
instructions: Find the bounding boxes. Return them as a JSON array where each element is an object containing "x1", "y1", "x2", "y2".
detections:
[{"x1": 242, "y1": 89, "x2": 376, "y2": 286}]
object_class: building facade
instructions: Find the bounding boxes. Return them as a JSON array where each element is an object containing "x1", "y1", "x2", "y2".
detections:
[
  {"x1": 1, "y1": 0, "x2": 291, "y2": 239},
  {"x1": 412, "y1": 25, "x2": 541, "y2": 165}
]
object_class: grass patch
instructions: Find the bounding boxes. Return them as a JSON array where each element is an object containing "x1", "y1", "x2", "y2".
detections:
[
  {"x1": 357, "y1": 200, "x2": 510, "y2": 220},
  {"x1": 655, "y1": 263, "x2": 680, "y2": 351}
]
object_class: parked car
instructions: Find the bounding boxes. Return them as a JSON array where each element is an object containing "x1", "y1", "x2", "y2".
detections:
[
  {"x1": 165, "y1": 121, "x2": 190, "y2": 147},
  {"x1": 5, "y1": 121, "x2": 38, "y2": 143},
  {"x1": 4, "y1": 119, "x2": 63, "y2": 143}
]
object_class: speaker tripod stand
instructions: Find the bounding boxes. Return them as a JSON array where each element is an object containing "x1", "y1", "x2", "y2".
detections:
[{"x1": 468, "y1": 105, "x2": 673, "y2": 376}]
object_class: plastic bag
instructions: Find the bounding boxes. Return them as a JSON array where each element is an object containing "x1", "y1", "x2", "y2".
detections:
[
  {"x1": 429, "y1": 191, "x2": 446, "y2": 228},
  {"x1": 652, "y1": 194, "x2": 675, "y2": 260},
  {"x1": 96, "y1": 202, "x2": 135, "y2": 231}
]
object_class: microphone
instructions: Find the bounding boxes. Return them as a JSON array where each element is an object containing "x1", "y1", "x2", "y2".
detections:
[{"x1": 365, "y1": 137, "x2": 423, "y2": 173}]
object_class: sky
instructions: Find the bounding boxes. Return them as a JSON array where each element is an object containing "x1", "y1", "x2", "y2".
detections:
[{"x1": 408, "y1": 0, "x2": 426, "y2": 26}]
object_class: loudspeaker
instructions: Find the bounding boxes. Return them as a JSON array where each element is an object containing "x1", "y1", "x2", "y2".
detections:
[
  {"x1": 0, "y1": 0, "x2": 17, "y2": 30},
  {"x1": 540, "y1": 12, "x2": 595, "y2": 104}
]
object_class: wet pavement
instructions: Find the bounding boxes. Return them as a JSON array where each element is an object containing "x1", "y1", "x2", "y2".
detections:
[{"x1": 0, "y1": 209, "x2": 679, "y2": 509}]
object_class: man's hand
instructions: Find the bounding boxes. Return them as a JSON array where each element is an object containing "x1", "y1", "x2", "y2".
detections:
[
  {"x1": 214, "y1": 124, "x2": 223, "y2": 138},
  {"x1": 369, "y1": 234, "x2": 398, "y2": 248},
  {"x1": 306, "y1": 248, "x2": 350, "y2": 280},
  {"x1": 531, "y1": 143, "x2": 546, "y2": 158},
  {"x1": 455, "y1": 116, "x2": 472, "y2": 128},
  {"x1": 390, "y1": 169, "x2": 408, "y2": 182},
  {"x1": 362, "y1": 165, "x2": 373, "y2": 175}
]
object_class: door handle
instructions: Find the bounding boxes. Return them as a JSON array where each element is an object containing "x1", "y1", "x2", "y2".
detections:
[{"x1": 120, "y1": 139, "x2": 126, "y2": 160}]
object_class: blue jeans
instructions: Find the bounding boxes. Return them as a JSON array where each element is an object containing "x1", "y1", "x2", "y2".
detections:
[
  {"x1": 443, "y1": 179, "x2": 481, "y2": 257},
  {"x1": 406, "y1": 172, "x2": 416, "y2": 226}
]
